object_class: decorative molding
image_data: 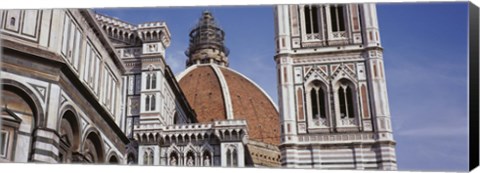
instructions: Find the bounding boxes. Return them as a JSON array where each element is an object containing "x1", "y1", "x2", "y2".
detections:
[{"x1": 28, "y1": 82, "x2": 48, "y2": 103}]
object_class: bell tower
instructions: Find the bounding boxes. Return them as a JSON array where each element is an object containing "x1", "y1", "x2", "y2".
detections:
[
  {"x1": 185, "y1": 11, "x2": 230, "y2": 67},
  {"x1": 274, "y1": 4, "x2": 396, "y2": 170}
]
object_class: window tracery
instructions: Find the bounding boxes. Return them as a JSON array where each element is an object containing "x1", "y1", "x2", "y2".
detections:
[
  {"x1": 225, "y1": 146, "x2": 238, "y2": 167},
  {"x1": 306, "y1": 80, "x2": 329, "y2": 127},
  {"x1": 336, "y1": 79, "x2": 357, "y2": 126}
]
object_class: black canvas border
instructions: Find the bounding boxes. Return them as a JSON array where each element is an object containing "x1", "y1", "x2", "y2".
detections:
[{"x1": 469, "y1": 2, "x2": 479, "y2": 171}]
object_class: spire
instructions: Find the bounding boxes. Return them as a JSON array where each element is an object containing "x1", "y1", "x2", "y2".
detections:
[{"x1": 185, "y1": 11, "x2": 230, "y2": 67}]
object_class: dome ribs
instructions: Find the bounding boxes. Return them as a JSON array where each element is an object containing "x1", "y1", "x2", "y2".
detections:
[
  {"x1": 178, "y1": 65, "x2": 281, "y2": 145},
  {"x1": 178, "y1": 66, "x2": 227, "y2": 122},
  {"x1": 220, "y1": 68, "x2": 281, "y2": 145}
]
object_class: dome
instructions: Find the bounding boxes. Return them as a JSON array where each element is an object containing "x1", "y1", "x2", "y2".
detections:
[{"x1": 177, "y1": 64, "x2": 281, "y2": 145}]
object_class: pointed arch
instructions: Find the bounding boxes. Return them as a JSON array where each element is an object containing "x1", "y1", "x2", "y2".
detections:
[
  {"x1": 107, "y1": 152, "x2": 119, "y2": 164},
  {"x1": 305, "y1": 79, "x2": 330, "y2": 127},
  {"x1": 146, "y1": 74, "x2": 151, "y2": 90},
  {"x1": 226, "y1": 149, "x2": 231, "y2": 167},
  {"x1": 150, "y1": 95, "x2": 156, "y2": 111},
  {"x1": 334, "y1": 78, "x2": 358, "y2": 126},
  {"x1": 151, "y1": 73, "x2": 156, "y2": 89},
  {"x1": 232, "y1": 148, "x2": 238, "y2": 167},
  {"x1": 145, "y1": 95, "x2": 150, "y2": 111},
  {"x1": 143, "y1": 147, "x2": 154, "y2": 165}
]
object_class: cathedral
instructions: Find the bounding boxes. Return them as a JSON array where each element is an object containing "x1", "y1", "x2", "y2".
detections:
[{"x1": 0, "y1": 4, "x2": 397, "y2": 170}]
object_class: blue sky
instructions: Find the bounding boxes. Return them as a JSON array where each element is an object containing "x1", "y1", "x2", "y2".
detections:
[{"x1": 96, "y1": 2, "x2": 469, "y2": 171}]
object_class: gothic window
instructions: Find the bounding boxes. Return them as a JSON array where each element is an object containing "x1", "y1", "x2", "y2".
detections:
[
  {"x1": 143, "y1": 149, "x2": 154, "y2": 165},
  {"x1": 148, "y1": 152, "x2": 154, "y2": 165},
  {"x1": 226, "y1": 149, "x2": 231, "y2": 167},
  {"x1": 338, "y1": 84, "x2": 355, "y2": 118},
  {"x1": 330, "y1": 5, "x2": 346, "y2": 32},
  {"x1": 151, "y1": 73, "x2": 157, "y2": 89},
  {"x1": 146, "y1": 74, "x2": 151, "y2": 90},
  {"x1": 143, "y1": 151, "x2": 148, "y2": 165},
  {"x1": 9, "y1": 17, "x2": 15, "y2": 26},
  {"x1": 307, "y1": 80, "x2": 329, "y2": 126},
  {"x1": 232, "y1": 149, "x2": 238, "y2": 167},
  {"x1": 310, "y1": 87, "x2": 327, "y2": 119},
  {"x1": 145, "y1": 95, "x2": 150, "y2": 111},
  {"x1": 226, "y1": 147, "x2": 238, "y2": 167},
  {"x1": 145, "y1": 73, "x2": 157, "y2": 90},
  {"x1": 150, "y1": 95, "x2": 156, "y2": 111},
  {"x1": 145, "y1": 95, "x2": 156, "y2": 111},
  {"x1": 310, "y1": 89, "x2": 318, "y2": 118},
  {"x1": 336, "y1": 79, "x2": 357, "y2": 126},
  {"x1": 304, "y1": 5, "x2": 320, "y2": 34}
]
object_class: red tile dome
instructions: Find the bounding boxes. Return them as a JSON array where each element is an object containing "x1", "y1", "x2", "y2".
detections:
[{"x1": 178, "y1": 64, "x2": 280, "y2": 145}]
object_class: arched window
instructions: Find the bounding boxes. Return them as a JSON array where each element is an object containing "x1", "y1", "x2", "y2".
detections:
[
  {"x1": 310, "y1": 87, "x2": 327, "y2": 119},
  {"x1": 226, "y1": 147, "x2": 237, "y2": 167},
  {"x1": 330, "y1": 5, "x2": 346, "y2": 32},
  {"x1": 148, "y1": 152, "x2": 154, "y2": 165},
  {"x1": 145, "y1": 95, "x2": 150, "y2": 111},
  {"x1": 304, "y1": 5, "x2": 320, "y2": 34},
  {"x1": 151, "y1": 73, "x2": 156, "y2": 89},
  {"x1": 339, "y1": 87, "x2": 347, "y2": 118},
  {"x1": 310, "y1": 89, "x2": 318, "y2": 118},
  {"x1": 143, "y1": 151, "x2": 148, "y2": 165},
  {"x1": 338, "y1": 85, "x2": 355, "y2": 118},
  {"x1": 146, "y1": 74, "x2": 151, "y2": 90},
  {"x1": 226, "y1": 149, "x2": 231, "y2": 167},
  {"x1": 143, "y1": 149, "x2": 154, "y2": 165},
  {"x1": 346, "y1": 86, "x2": 355, "y2": 118},
  {"x1": 232, "y1": 149, "x2": 238, "y2": 167},
  {"x1": 150, "y1": 95, "x2": 156, "y2": 111},
  {"x1": 308, "y1": 80, "x2": 329, "y2": 126},
  {"x1": 337, "y1": 79, "x2": 357, "y2": 126}
]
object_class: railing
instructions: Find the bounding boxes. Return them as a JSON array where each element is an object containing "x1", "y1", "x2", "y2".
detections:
[
  {"x1": 340, "y1": 118, "x2": 356, "y2": 126},
  {"x1": 313, "y1": 118, "x2": 328, "y2": 126},
  {"x1": 213, "y1": 119, "x2": 247, "y2": 126},
  {"x1": 298, "y1": 133, "x2": 376, "y2": 143},
  {"x1": 305, "y1": 33, "x2": 321, "y2": 41},
  {"x1": 331, "y1": 31, "x2": 347, "y2": 39}
]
